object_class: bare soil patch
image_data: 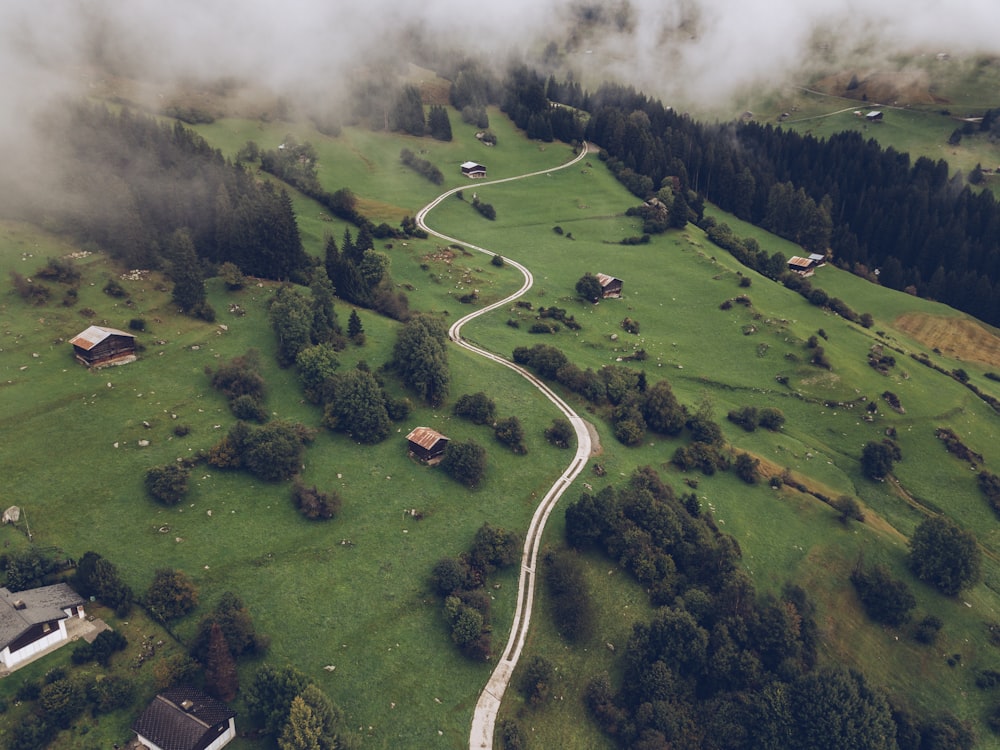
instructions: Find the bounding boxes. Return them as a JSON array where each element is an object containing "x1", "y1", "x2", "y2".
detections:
[
  {"x1": 895, "y1": 312, "x2": 1000, "y2": 368},
  {"x1": 813, "y1": 69, "x2": 945, "y2": 105}
]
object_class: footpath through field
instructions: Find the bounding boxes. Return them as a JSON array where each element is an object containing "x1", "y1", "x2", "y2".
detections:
[{"x1": 415, "y1": 144, "x2": 594, "y2": 749}]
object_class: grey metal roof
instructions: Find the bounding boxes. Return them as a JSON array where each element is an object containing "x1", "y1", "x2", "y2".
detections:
[
  {"x1": 0, "y1": 583, "x2": 84, "y2": 648},
  {"x1": 133, "y1": 687, "x2": 235, "y2": 750}
]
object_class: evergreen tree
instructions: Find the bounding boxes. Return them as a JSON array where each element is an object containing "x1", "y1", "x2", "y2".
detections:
[
  {"x1": 347, "y1": 309, "x2": 364, "y2": 342},
  {"x1": 204, "y1": 622, "x2": 239, "y2": 701},
  {"x1": 669, "y1": 190, "x2": 689, "y2": 229},
  {"x1": 427, "y1": 105, "x2": 453, "y2": 141},
  {"x1": 323, "y1": 235, "x2": 339, "y2": 285},
  {"x1": 391, "y1": 85, "x2": 426, "y2": 136},
  {"x1": 310, "y1": 274, "x2": 339, "y2": 344},
  {"x1": 168, "y1": 229, "x2": 208, "y2": 315}
]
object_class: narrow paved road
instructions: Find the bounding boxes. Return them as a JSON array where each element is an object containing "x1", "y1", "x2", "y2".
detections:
[{"x1": 414, "y1": 145, "x2": 594, "y2": 750}]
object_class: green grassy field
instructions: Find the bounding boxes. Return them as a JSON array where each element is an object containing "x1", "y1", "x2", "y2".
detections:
[{"x1": 6, "y1": 101, "x2": 1000, "y2": 748}]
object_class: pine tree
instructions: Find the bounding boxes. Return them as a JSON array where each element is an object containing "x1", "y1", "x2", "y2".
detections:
[
  {"x1": 204, "y1": 622, "x2": 239, "y2": 701},
  {"x1": 168, "y1": 229, "x2": 207, "y2": 314},
  {"x1": 310, "y1": 274, "x2": 339, "y2": 344},
  {"x1": 348, "y1": 309, "x2": 364, "y2": 342},
  {"x1": 428, "y1": 105, "x2": 453, "y2": 141},
  {"x1": 323, "y1": 235, "x2": 339, "y2": 284},
  {"x1": 278, "y1": 695, "x2": 324, "y2": 750}
]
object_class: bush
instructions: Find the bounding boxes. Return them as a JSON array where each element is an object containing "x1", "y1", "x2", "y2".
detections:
[
  {"x1": 144, "y1": 464, "x2": 190, "y2": 506},
  {"x1": 758, "y1": 407, "x2": 786, "y2": 430},
  {"x1": 453, "y1": 392, "x2": 496, "y2": 425},
  {"x1": 102, "y1": 277, "x2": 128, "y2": 298},
  {"x1": 491, "y1": 254, "x2": 504, "y2": 267},
  {"x1": 914, "y1": 615, "x2": 943, "y2": 644},
  {"x1": 128, "y1": 318, "x2": 146, "y2": 331},
  {"x1": 909, "y1": 516, "x2": 982, "y2": 596},
  {"x1": 145, "y1": 568, "x2": 199, "y2": 623},
  {"x1": 545, "y1": 417, "x2": 574, "y2": 448},
  {"x1": 292, "y1": 480, "x2": 342, "y2": 520},
  {"x1": 441, "y1": 440, "x2": 487, "y2": 488},
  {"x1": 231, "y1": 394, "x2": 268, "y2": 422},
  {"x1": 545, "y1": 549, "x2": 594, "y2": 642},
  {"x1": 518, "y1": 655, "x2": 555, "y2": 706},
  {"x1": 851, "y1": 564, "x2": 916, "y2": 626},
  {"x1": 494, "y1": 416, "x2": 527, "y2": 454}
]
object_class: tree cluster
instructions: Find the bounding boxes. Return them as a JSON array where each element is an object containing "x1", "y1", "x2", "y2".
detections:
[
  {"x1": 189, "y1": 592, "x2": 268, "y2": 701},
  {"x1": 851, "y1": 563, "x2": 916, "y2": 627},
  {"x1": 144, "y1": 568, "x2": 199, "y2": 624},
  {"x1": 579, "y1": 78, "x2": 1000, "y2": 327},
  {"x1": 400, "y1": 148, "x2": 444, "y2": 184},
  {"x1": 325, "y1": 229, "x2": 411, "y2": 318},
  {"x1": 208, "y1": 419, "x2": 316, "y2": 482},
  {"x1": 544, "y1": 548, "x2": 595, "y2": 642},
  {"x1": 210, "y1": 349, "x2": 268, "y2": 421},
  {"x1": 145, "y1": 463, "x2": 191, "y2": 506},
  {"x1": 246, "y1": 664, "x2": 351, "y2": 749},
  {"x1": 33, "y1": 103, "x2": 310, "y2": 281},
  {"x1": 391, "y1": 315, "x2": 450, "y2": 406},
  {"x1": 431, "y1": 523, "x2": 522, "y2": 660},
  {"x1": 74, "y1": 551, "x2": 133, "y2": 616},
  {"x1": 7, "y1": 668, "x2": 137, "y2": 750}
]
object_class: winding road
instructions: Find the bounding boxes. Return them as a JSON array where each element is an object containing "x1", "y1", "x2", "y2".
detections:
[{"x1": 414, "y1": 144, "x2": 594, "y2": 749}]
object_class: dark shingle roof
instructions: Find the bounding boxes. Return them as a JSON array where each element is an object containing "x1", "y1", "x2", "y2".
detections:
[
  {"x1": 0, "y1": 584, "x2": 84, "y2": 649},
  {"x1": 133, "y1": 688, "x2": 235, "y2": 750}
]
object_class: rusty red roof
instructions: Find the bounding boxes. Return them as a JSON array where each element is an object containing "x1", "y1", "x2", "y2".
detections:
[
  {"x1": 69, "y1": 326, "x2": 135, "y2": 351},
  {"x1": 406, "y1": 427, "x2": 449, "y2": 450}
]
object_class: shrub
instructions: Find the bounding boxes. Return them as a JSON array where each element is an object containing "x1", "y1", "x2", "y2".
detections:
[
  {"x1": 10, "y1": 270, "x2": 51, "y2": 304},
  {"x1": 914, "y1": 615, "x2": 943, "y2": 644},
  {"x1": 441, "y1": 440, "x2": 487, "y2": 488},
  {"x1": 231, "y1": 394, "x2": 268, "y2": 422},
  {"x1": 218, "y1": 261, "x2": 246, "y2": 290},
  {"x1": 292, "y1": 480, "x2": 342, "y2": 520},
  {"x1": 545, "y1": 417, "x2": 574, "y2": 448},
  {"x1": 144, "y1": 464, "x2": 190, "y2": 506},
  {"x1": 758, "y1": 407, "x2": 786, "y2": 430},
  {"x1": 861, "y1": 440, "x2": 900, "y2": 480},
  {"x1": 103, "y1": 277, "x2": 128, "y2": 298},
  {"x1": 620, "y1": 317, "x2": 640, "y2": 334},
  {"x1": 494, "y1": 416, "x2": 527, "y2": 454},
  {"x1": 851, "y1": 564, "x2": 916, "y2": 626},
  {"x1": 734, "y1": 452, "x2": 759, "y2": 483},
  {"x1": 491, "y1": 254, "x2": 505, "y2": 267},
  {"x1": 727, "y1": 405, "x2": 759, "y2": 431},
  {"x1": 128, "y1": 318, "x2": 146, "y2": 331},
  {"x1": 453, "y1": 392, "x2": 496, "y2": 425},
  {"x1": 145, "y1": 568, "x2": 199, "y2": 623},
  {"x1": 518, "y1": 655, "x2": 555, "y2": 706},
  {"x1": 832, "y1": 495, "x2": 865, "y2": 524},
  {"x1": 909, "y1": 516, "x2": 982, "y2": 596}
]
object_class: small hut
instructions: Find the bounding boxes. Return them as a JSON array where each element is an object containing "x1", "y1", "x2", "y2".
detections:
[
  {"x1": 406, "y1": 427, "x2": 450, "y2": 465},
  {"x1": 69, "y1": 326, "x2": 136, "y2": 368},
  {"x1": 865, "y1": 111, "x2": 883, "y2": 123},
  {"x1": 595, "y1": 273, "x2": 623, "y2": 299},
  {"x1": 461, "y1": 161, "x2": 487, "y2": 178},
  {"x1": 787, "y1": 256, "x2": 816, "y2": 276}
]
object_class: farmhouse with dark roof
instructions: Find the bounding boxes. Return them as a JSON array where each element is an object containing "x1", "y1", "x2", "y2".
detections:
[
  {"x1": 461, "y1": 161, "x2": 486, "y2": 178},
  {"x1": 132, "y1": 687, "x2": 236, "y2": 750},
  {"x1": 406, "y1": 427, "x2": 450, "y2": 465},
  {"x1": 69, "y1": 325, "x2": 137, "y2": 368},
  {"x1": 0, "y1": 583, "x2": 86, "y2": 671}
]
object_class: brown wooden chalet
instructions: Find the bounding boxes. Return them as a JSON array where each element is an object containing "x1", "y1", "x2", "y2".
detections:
[
  {"x1": 69, "y1": 325, "x2": 136, "y2": 367},
  {"x1": 406, "y1": 426, "x2": 450, "y2": 465},
  {"x1": 595, "y1": 273, "x2": 623, "y2": 299},
  {"x1": 461, "y1": 161, "x2": 487, "y2": 178},
  {"x1": 0, "y1": 583, "x2": 86, "y2": 671},
  {"x1": 133, "y1": 687, "x2": 236, "y2": 750},
  {"x1": 787, "y1": 256, "x2": 816, "y2": 277}
]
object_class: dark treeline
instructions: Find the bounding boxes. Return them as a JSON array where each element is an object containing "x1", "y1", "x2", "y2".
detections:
[
  {"x1": 574, "y1": 83, "x2": 1000, "y2": 326},
  {"x1": 37, "y1": 102, "x2": 310, "y2": 281},
  {"x1": 495, "y1": 64, "x2": 1000, "y2": 325}
]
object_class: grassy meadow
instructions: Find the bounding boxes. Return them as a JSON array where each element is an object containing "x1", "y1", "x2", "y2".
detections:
[{"x1": 4, "y1": 100, "x2": 1000, "y2": 748}]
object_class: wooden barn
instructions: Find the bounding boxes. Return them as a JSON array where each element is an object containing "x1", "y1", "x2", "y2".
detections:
[
  {"x1": 69, "y1": 325, "x2": 136, "y2": 368},
  {"x1": 0, "y1": 583, "x2": 86, "y2": 671},
  {"x1": 787, "y1": 256, "x2": 817, "y2": 277},
  {"x1": 866, "y1": 110, "x2": 883, "y2": 123},
  {"x1": 406, "y1": 427, "x2": 450, "y2": 465},
  {"x1": 595, "y1": 273, "x2": 623, "y2": 299},
  {"x1": 133, "y1": 687, "x2": 236, "y2": 750},
  {"x1": 461, "y1": 161, "x2": 487, "y2": 178}
]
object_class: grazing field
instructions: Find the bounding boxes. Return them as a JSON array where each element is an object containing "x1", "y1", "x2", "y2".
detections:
[{"x1": 5, "y1": 102, "x2": 1000, "y2": 748}]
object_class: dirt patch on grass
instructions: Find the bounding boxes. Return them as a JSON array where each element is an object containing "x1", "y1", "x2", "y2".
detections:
[
  {"x1": 895, "y1": 312, "x2": 1000, "y2": 368},
  {"x1": 813, "y1": 69, "x2": 944, "y2": 105}
]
